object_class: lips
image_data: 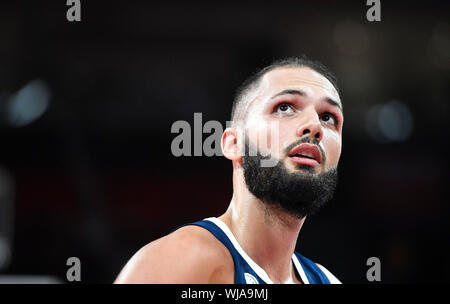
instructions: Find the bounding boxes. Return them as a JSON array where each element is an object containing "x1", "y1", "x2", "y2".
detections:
[{"x1": 288, "y1": 143, "x2": 322, "y2": 167}]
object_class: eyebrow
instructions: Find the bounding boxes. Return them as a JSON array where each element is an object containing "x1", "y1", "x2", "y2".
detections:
[{"x1": 270, "y1": 89, "x2": 343, "y2": 112}]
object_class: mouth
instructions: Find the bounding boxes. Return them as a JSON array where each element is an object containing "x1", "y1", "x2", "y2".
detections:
[{"x1": 287, "y1": 143, "x2": 322, "y2": 167}]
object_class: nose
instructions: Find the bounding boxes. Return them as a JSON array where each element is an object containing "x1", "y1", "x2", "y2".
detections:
[{"x1": 297, "y1": 108, "x2": 323, "y2": 142}]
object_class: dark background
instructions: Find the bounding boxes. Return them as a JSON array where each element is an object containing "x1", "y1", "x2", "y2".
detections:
[{"x1": 0, "y1": 0, "x2": 449, "y2": 283}]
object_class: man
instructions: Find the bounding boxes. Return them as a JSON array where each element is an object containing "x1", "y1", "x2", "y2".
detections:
[{"x1": 115, "y1": 56, "x2": 343, "y2": 284}]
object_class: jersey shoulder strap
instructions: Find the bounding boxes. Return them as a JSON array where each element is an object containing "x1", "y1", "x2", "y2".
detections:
[
  {"x1": 294, "y1": 251, "x2": 331, "y2": 284},
  {"x1": 182, "y1": 219, "x2": 266, "y2": 284}
]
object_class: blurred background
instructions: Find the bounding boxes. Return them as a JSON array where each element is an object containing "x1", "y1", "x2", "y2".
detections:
[{"x1": 0, "y1": 0, "x2": 449, "y2": 283}]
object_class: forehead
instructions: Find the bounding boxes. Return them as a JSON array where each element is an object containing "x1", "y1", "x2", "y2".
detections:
[{"x1": 257, "y1": 66, "x2": 340, "y2": 103}]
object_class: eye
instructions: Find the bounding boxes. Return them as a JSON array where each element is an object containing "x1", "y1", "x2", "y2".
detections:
[
  {"x1": 275, "y1": 103, "x2": 294, "y2": 114},
  {"x1": 320, "y1": 112, "x2": 337, "y2": 125}
]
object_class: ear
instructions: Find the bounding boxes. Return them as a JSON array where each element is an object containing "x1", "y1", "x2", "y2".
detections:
[{"x1": 221, "y1": 127, "x2": 242, "y2": 162}]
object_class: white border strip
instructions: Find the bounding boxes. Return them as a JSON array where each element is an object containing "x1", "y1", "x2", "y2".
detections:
[
  {"x1": 316, "y1": 264, "x2": 342, "y2": 284},
  {"x1": 291, "y1": 254, "x2": 310, "y2": 284}
]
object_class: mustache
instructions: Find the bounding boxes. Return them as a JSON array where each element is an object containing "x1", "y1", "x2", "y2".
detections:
[{"x1": 283, "y1": 136, "x2": 326, "y2": 163}]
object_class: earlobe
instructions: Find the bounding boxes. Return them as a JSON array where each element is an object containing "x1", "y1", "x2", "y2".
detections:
[{"x1": 221, "y1": 127, "x2": 241, "y2": 161}]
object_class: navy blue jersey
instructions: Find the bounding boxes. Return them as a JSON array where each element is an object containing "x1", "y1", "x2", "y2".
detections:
[{"x1": 185, "y1": 217, "x2": 339, "y2": 284}]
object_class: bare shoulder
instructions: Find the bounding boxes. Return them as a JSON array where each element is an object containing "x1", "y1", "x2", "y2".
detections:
[
  {"x1": 114, "y1": 225, "x2": 234, "y2": 284},
  {"x1": 315, "y1": 263, "x2": 342, "y2": 284}
]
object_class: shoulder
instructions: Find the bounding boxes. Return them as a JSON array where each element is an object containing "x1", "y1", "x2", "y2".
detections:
[
  {"x1": 114, "y1": 224, "x2": 234, "y2": 283},
  {"x1": 315, "y1": 263, "x2": 342, "y2": 284}
]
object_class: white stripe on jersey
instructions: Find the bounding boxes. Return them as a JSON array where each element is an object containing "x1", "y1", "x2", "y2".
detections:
[{"x1": 316, "y1": 264, "x2": 342, "y2": 284}]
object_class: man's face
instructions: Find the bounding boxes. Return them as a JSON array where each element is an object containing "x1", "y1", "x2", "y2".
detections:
[
  {"x1": 242, "y1": 66, "x2": 343, "y2": 173},
  {"x1": 239, "y1": 66, "x2": 343, "y2": 218}
]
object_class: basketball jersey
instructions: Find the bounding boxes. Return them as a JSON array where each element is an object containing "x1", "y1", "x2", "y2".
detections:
[{"x1": 185, "y1": 217, "x2": 336, "y2": 284}]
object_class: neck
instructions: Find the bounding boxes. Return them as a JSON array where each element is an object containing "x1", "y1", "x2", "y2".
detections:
[{"x1": 218, "y1": 168, "x2": 305, "y2": 283}]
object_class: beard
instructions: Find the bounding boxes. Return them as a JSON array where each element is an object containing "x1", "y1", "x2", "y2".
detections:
[{"x1": 242, "y1": 138, "x2": 338, "y2": 219}]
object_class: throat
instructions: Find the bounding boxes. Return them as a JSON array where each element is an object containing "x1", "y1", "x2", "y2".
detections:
[
  {"x1": 283, "y1": 276, "x2": 295, "y2": 284},
  {"x1": 278, "y1": 262, "x2": 303, "y2": 284}
]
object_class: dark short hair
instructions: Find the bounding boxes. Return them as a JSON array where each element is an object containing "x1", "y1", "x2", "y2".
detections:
[{"x1": 230, "y1": 55, "x2": 340, "y2": 124}]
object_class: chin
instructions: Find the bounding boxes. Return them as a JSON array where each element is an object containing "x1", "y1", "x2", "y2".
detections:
[
  {"x1": 296, "y1": 165, "x2": 318, "y2": 173},
  {"x1": 285, "y1": 162, "x2": 316, "y2": 174}
]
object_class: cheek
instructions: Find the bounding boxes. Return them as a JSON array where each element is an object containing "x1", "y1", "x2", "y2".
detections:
[
  {"x1": 323, "y1": 132, "x2": 342, "y2": 166},
  {"x1": 245, "y1": 119, "x2": 284, "y2": 156}
]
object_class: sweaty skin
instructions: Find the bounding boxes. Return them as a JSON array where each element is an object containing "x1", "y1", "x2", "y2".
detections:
[{"x1": 114, "y1": 66, "x2": 343, "y2": 284}]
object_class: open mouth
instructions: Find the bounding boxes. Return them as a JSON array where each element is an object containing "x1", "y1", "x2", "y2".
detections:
[
  {"x1": 287, "y1": 143, "x2": 322, "y2": 167},
  {"x1": 291, "y1": 153, "x2": 316, "y2": 160}
]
